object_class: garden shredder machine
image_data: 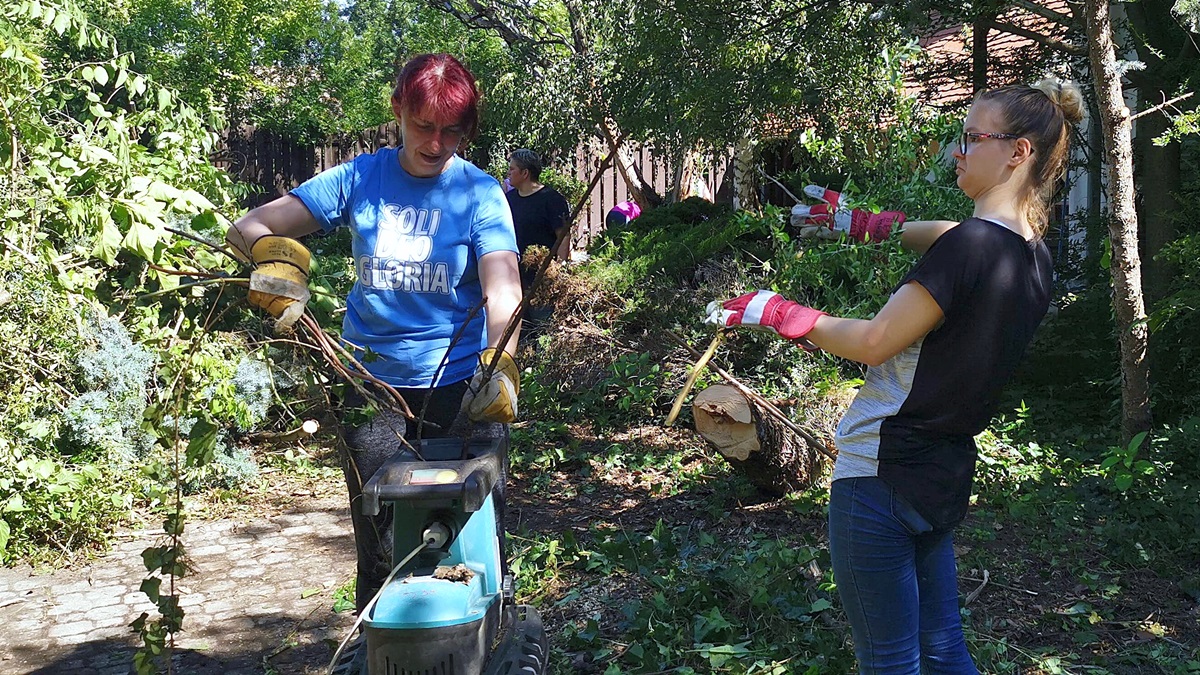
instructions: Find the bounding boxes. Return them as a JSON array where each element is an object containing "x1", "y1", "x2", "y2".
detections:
[{"x1": 328, "y1": 433, "x2": 547, "y2": 675}]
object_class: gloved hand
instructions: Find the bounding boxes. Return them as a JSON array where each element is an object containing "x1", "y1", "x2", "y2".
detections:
[
  {"x1": 248, "y1": 235, "x2": 311, "y2": 330},
  {"x1": 790, "y1": 185, "x2": 906, "y2": 242},
  {"x1": 705, "y1": 290, "x2": 826, "y2": 350},
  {"x1": 461, "y1": 348, "x2": 520, "y2": 423}
]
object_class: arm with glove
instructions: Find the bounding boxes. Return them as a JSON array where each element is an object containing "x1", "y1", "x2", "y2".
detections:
[
  {"x1": 226, "y1": 195, "x2": 322, "y2": 330},
  {"x1": 790, "y1": 185, "x2": 958, "y2": 251},
  {"x1": 461, "y1": 250, "x2": 524, "y2": 423},
  {"x1": 790, "y1": 185, "x2": 906, "y2": 243},
  {"x1": 706, "y1": 283, "x2": 945, "y2": 367}
]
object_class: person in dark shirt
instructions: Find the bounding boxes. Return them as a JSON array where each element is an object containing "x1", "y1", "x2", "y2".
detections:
[
  {"x1": 505, "y1": 149, "x2": 571, "y2": 264},
  {"x1": 708, "y1": 78, "x2": 1085, "y2": 673}
]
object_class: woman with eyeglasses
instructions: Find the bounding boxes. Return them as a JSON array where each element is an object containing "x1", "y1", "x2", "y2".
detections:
[{"x1": 709, "y1": 78, "x2": 1084, "y2": 673}]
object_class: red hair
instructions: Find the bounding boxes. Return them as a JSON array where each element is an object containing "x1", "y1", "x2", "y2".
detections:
[{"x1": 392, "y1": 54, "x2": 481, "y2": 141}]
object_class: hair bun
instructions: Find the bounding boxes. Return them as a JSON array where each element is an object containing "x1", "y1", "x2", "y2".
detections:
[{"x1": 1033, "y1": 78, "x2": 1085, "y2": 126}]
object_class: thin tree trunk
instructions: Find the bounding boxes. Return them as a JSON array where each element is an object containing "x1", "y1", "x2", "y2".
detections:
[
  {"x1": 1087, "y1": 94, "x2": 1104, "y2": 261},
  {"x1": 1084, "y1": 0, "x2": 1153, "y2": 441},
  {"x1": 972, "y1": 15, "x2": 992, "y2": 94},
  {"x1": 733, "y1": 129, "x2": 760, "y2": 213},
  {"x1": 599, "y1": 119, "x2": 663, "y2": 209}
]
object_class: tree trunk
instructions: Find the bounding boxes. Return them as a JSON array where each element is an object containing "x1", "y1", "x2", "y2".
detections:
[
  {"x1": 598, "y1": 119, "x2": 663, "y2": 209},
  {"x1": 1087, "y1": 94, "x2": 1105, "y2": 261},
  {"x1": 733, "y1": 129, "x2": 760, "y2": 213},
  {"x1": 1084, "y1": 0, "x2": 1153, "y2": 441},
  {"x1": 692, "y1": 384, "x2": 826, "y2": 496},
  {"x1": 971, "y1": 16, "x2": 992, "y2": 94}
]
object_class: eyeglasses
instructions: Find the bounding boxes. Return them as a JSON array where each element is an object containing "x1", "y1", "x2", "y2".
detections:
[{"x1": 959, "y1": 131, "x2": 1020, "y2": 155}]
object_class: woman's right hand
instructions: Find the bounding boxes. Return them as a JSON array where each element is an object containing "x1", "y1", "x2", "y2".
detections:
[
  {"x1": 461, "y1": 349, "x2": 520, "y2": 423},
  {"x1": 226, "y1": 195, "x2": 322, "y2": 329},
  {"x1": 247, "y1": 236, "x2": 311, "y2": 329}
]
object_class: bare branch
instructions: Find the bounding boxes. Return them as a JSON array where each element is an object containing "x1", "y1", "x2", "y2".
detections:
[
  {"x1": 432, "y1": 0, "x2": 573, "y2": 57},
  {"x1": 984, "y1": 19, "x2": 1087, "y2": 56},
  {"x1": 1009, "y1": 0, "x2": 1077, "y2": 29},
  {"x1": 1129, "y1": 91, "x2": 1194, "y2": 121}
]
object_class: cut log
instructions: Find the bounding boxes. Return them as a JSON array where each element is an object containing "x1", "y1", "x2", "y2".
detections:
[{"x1": 693, "y1": 384, "x2": 826, "y2": 496}]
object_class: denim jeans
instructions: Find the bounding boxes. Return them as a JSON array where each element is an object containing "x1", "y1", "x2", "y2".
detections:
[{"x1": 828, "y1": 477, "x2": 978, "y2": 675}]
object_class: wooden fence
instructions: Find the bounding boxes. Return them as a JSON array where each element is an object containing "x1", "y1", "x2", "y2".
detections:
[{"x1": 213, "y1": 123, "x2": 735, "y2": 249}]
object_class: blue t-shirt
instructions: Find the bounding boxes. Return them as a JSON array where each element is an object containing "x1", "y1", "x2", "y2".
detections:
[{"x1": 290, "y1": 148, "x2": 517, "y2": 388}]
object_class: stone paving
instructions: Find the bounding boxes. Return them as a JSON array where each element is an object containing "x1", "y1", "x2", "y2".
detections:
[{"x1": 0, "y1": 498, "x2": 358, "y2": 675}]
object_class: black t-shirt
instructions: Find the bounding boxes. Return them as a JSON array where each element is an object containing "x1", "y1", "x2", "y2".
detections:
[
  {"x1": 506, "y1": 186, "x2": 570, "y2": 255},
  {"x1": 833, "y1": 218, "x2": 1053, "y2": 529}
]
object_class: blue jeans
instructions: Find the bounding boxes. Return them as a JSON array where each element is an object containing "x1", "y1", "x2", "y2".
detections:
[{"x1": 828, "y1": 477, "x2": 978, "y2": 675}]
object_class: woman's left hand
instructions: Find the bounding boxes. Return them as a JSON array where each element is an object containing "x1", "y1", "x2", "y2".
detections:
[
  {"x1": 705, "y1": 290, "x2": 826, "y2": 348},
  {"x1": 461, "y1": 348, "x2": 520, "y2": 423}
]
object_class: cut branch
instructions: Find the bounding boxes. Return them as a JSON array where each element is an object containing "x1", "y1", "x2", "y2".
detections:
[
  {"x1": 248, "y1": 419, "x2": 320, "y2": 444},
  {"x1": 693, "y1": 384, "x2": 825, "y2": 496},
  {"x1": 1129, "y1": 92, "x2": 1194, "y2": 121},
  {"x1": 667, "y1": 330, "x2": 835, "y2": 461}
]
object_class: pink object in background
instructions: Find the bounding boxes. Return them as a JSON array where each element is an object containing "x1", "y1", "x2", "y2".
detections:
[{"x1": 613, "y1": 200, "x2": 641, "y2": 221}]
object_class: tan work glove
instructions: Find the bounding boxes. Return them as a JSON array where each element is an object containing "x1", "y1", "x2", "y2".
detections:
[
  {"x1": 461, "y1": 348, "x2": 520, "y2": 423},
  {"x1": 248, "y1": 235, "x2": 311, "y2": 330}
]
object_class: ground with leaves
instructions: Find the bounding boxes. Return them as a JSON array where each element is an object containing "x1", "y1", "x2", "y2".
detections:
[{"x1": 4, "y1": 296, "x2": 1199, "y2": 674}]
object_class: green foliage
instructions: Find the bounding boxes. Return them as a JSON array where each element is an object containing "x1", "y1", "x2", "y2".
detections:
[
  {"x1": 0, "y1": 4, "x2": 313, "y2": 669},
  {"x1": 540, "y1": 167, "x2": 588, "y2": 209},
  {"x1": 62, "y1": 311, "x2": 155, "y2": 462},
  {"x1": 777, "y1": 90, "x2": 971, "y2": 225},
  {"x1": 1175, "y1": 0, "x2": 1200, "y2": 31},
  {"x1": 606, "y1": 352, "x2": 664, "y2": 418},
  {"x1": 0, "y1": 444, "x2": 130, "y2": 563},
  {"x1": 1098, "y1": 432, "x2": 1156, "y2": 493},
  {"x1": 775, "y1": 237, "x2": 916, "y2": 320},
  {"x1": 1149, "y1": 233, "x2": 1200, "y2": 421},
  {"x1": 589, "y1": 198, "x2": 743, "y2": 290},
  {"x1": 83, "y1": 0, "x2": 376, "y2": 140},
  {"x1": 610, "y1": 0, "x2": 910, "y2": 156},
  {"x1": 516, "y1": 525, "x2": 854, "y2": 673}
]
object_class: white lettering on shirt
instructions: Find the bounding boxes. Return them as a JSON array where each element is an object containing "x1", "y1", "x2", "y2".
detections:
[{"x1": 362, "y1": 204, "x2": 449, "y2": 294}]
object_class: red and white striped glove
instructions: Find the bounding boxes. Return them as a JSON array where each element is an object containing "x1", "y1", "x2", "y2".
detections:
[
  {"x1": 705, "y1": 290, "x2": 826, "y2": 350},
  {"x1": 790, "y1": 185, "x2": 906, "y2": 243}
]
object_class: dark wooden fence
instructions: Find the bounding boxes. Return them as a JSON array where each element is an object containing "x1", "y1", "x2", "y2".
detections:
[{"x1": 213, "y1": 123, "x2": 734, "y2": 249}]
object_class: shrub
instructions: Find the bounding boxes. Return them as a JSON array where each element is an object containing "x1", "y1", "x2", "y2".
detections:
[{"x1": 62, "y1": 312, "x2": 156, "y2": 462}]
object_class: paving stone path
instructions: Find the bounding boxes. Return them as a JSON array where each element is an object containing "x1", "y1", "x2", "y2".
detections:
[{"x1": 0, "y1": 494, "x2": 359, "y2": 675}]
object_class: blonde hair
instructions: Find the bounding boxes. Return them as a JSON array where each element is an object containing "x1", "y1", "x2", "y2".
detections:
[{"x1": 977, "y1": 77, "x2": 1085, "y2": 238}]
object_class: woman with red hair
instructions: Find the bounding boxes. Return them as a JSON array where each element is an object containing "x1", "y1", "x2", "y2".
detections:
[{"x1": 226, "y1": 53, "x2": 522, "y2": 613}]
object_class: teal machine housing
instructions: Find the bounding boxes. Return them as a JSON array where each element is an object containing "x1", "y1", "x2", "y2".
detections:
[{"x1": 360, "y1": 436, "x2": 546, "y2": 674}]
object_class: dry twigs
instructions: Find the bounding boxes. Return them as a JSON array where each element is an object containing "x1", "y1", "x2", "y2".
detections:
[
  {"x1": 134, "y1": 248, "x2": 423, "y2": 450},
  {"x1": 964, "y1": 568, "x2": 990, "y2": 606},
  {"x1": 477, "y1": 201, "x2": 576, "y2": 385},
  {"x1": 248, "y1": 419, "x2": 320, "y2": 445},
  {"x1": 666, "y1": 329, "x2": 836, "y2": 461}
]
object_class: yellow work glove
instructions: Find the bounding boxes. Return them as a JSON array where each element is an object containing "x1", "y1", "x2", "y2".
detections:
[
  {"x1": 461, "y1": 348, "x2": 520, "y2": 423},
  {"x1": 248, "y1": 235, "x2": 311, "y2": 330}
]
